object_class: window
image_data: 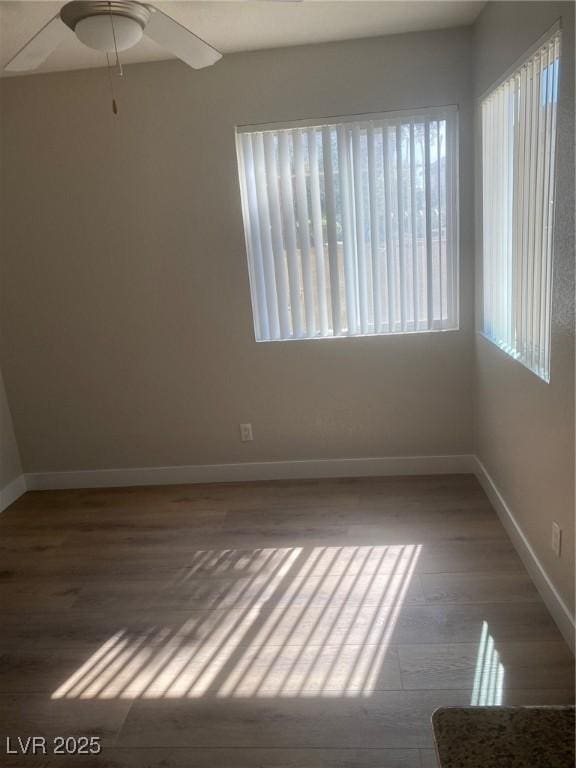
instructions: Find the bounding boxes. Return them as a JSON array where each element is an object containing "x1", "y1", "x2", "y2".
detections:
[
  {"x1": 481, "y1": 26, "x2": 560, "y2": 382},
  {"x1": 236, "y1": 107, "x2": 459, "y2": 341}
]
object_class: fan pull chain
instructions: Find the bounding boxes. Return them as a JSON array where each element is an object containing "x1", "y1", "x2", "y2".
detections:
[
  {"x1": 108, "y1": 3, "x2": 123, "y2": 74},
  {"x1": 106, "y1": 2, "x2": 123, "y2": 115},
  {"x1": 105, "y1": 52, "x2": 118, "y2": 115}
]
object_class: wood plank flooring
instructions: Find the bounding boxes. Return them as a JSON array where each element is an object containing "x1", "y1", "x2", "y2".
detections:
[{"x1": 0, "y1": 475, "x2": 573, "y2": 767}]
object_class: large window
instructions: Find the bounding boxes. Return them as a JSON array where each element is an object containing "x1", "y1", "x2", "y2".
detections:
[
  {"x1": 481, "y1": 26, "x2": 560, "y2": 382},
  {"x1": 236, "y1": 107, "x2": 459, "y2": 342}
]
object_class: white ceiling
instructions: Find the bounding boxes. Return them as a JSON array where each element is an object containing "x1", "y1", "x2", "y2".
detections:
[{"x1": 0, "y1": 1, "x2": 485, "y2": 77}]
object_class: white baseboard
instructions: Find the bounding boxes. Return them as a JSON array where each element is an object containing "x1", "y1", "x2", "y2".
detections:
[
  {"x1": 0, "y1": 474, "x2": 27, "y2": 513},
  {"x1": 473, "y1": 456, "x2": 575, "y2": 653},
  {"x1": 25, "y1": 454, "x2": 476, "y2": 491}
]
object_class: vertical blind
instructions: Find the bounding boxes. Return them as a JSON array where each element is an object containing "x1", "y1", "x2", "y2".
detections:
[
  {"x1": 236, "y1": 107, "x2": 459, "y2": 341},
  {"x1": 482, "y1": 27, "x2": 560, "y2": 382}
]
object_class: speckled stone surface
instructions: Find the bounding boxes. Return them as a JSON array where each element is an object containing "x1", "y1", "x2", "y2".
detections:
[{"x1": 432, "y1": 706, "x2": 575, "y2": 768}]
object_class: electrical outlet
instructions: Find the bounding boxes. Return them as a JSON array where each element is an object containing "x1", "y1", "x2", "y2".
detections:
[
  {"x1": 551, "y1": 522, "x2": 562, "y2": 557},
  {"x1": 239, "y1": 423, "x2": 253, "y2": 442}
]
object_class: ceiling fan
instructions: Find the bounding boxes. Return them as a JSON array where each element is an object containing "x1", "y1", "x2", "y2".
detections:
[{"x1": 4, "y1": 1, "x2": 223, "y2": 73}]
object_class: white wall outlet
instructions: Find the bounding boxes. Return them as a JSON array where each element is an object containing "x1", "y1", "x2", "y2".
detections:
[
  {"x1": 551, "y1": 521, "x2": 562, "y2": 557},
  {"x1": 239, "y1": 423, "x2": 253, "y2": 442}
]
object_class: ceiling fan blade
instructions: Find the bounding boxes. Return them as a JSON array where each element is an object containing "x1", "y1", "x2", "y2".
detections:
[
  {"x1": 144, "y1": 6, "x2": 222, "y2": 70},
  {"x1": 4, "y1": 14, "x2": 70, "y2": 72}
]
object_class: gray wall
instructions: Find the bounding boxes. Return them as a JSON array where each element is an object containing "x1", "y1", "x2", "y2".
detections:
[
  {"x1": 0, "y1": 3, "x2": 23, "y2": 493},
  {"x1": 0, "y1": 26, "x2": 474, "y2": 473},
  {"x1": 474, "y1": 2, "x2": 575, "y2": 610}
]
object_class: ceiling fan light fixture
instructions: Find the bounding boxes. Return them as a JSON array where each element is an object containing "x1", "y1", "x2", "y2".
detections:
[
  {"x1": 4, "y1": 0, "x2": 223, "y2": 74},
  {"x1": 75, "y1": 14, "x2": 144, "y2": 52}
]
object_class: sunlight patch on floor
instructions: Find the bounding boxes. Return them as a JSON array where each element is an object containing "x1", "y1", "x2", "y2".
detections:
[
  {"x1": 471, "y1": 620, "x2": 504, "y2": 705},
  {"x1": 52, "y1": 544, "x2": 421, "y2": 700}
]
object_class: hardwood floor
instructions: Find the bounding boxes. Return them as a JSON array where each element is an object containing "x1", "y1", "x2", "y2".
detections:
[{"x1": 0, "y1": 475, "x2": 573, "y2": 767}]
